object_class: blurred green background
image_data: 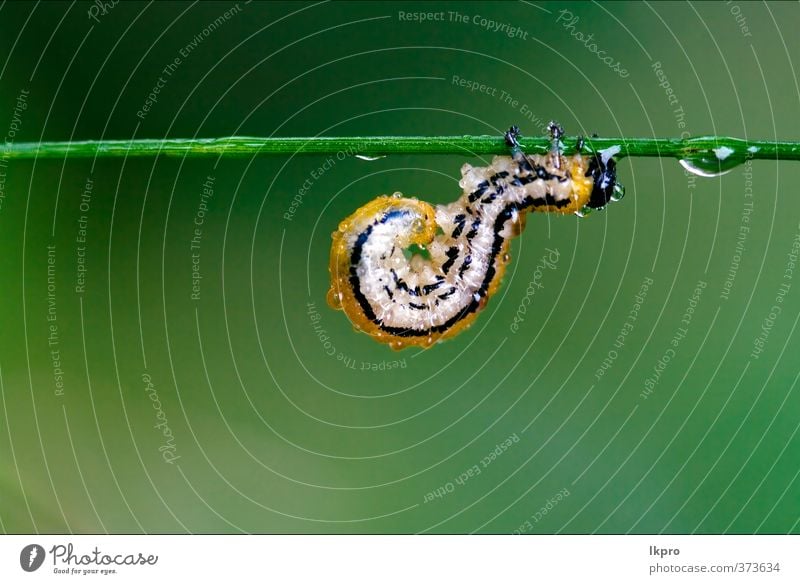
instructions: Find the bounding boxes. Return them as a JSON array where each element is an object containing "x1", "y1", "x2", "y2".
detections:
[{"x1": 1, "y1": 0, "x2": 798, "y2": 534}]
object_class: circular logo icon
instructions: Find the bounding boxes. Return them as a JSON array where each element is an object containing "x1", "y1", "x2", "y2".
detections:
[{"x1": 20, "y1": 544, "x2": 46, "y2": 572}]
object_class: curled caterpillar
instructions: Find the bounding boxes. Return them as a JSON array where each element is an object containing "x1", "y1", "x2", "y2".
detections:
[{"x1": 327, "y1": 125, "x2": 624, "y2": 349}]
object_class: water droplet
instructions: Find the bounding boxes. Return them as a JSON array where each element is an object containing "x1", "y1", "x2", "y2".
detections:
[
  {"x1": 326, "y1": 288, "x2": 343, "y2": 310},
  {"x1": 355, "y1": 154, "x2": 386, "y2": 161},
  {"x1": 502, "y1": 253, "x2": 510, "y2": 262},
  {"x1": 575, "y1": 205, "x2": 592, "y2": 218},
  {"x1": 610, "y1": 183, "x2": 625, "y2": 202},
  {"x1": 411, "y1": 218, "x2": 425, "y2": 233},
  {"x1": 679, "y1": 152, "x2": 745, "y2": 177},
  {"x1": 391, "y1": 191, "x2": 403, "y2": 199}
]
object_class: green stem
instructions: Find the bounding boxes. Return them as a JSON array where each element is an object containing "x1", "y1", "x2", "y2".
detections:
[{"x1": 3, "y1": 135, "x2": 799, "y2": 160}]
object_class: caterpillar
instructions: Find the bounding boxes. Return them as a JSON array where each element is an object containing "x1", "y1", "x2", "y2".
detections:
[{"x1": 327, "y1": 125, "x2": 624, "y2": 349}]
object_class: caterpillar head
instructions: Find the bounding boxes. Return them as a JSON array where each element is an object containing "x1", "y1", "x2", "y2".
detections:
[{"x1": 585, "y1": 154, "x2": 620, "y2": 210}]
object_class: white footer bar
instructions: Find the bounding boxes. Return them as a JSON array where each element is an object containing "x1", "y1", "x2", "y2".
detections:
[{"x1": 1, "y1": 535, "x2": 796, "y2": 583}]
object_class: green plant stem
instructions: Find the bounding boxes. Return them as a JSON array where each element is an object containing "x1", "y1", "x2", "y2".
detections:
[{"x1": 3, "y1": 135, "x2": 800, "y2": 160}]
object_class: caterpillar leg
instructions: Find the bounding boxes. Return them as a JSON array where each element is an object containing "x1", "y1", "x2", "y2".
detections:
[{"x1": 328, "y1": 125, "x2": 624, "y2": 349}]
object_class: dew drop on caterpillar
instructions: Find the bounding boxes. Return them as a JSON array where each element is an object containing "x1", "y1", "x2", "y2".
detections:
[{"x1": 327, "y1": 125, "x2": 624, "y2": 350}]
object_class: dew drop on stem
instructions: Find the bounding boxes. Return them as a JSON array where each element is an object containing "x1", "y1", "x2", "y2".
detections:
[{"x1": 679, "y1": 149, "x2": 746, "y2": 178}]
